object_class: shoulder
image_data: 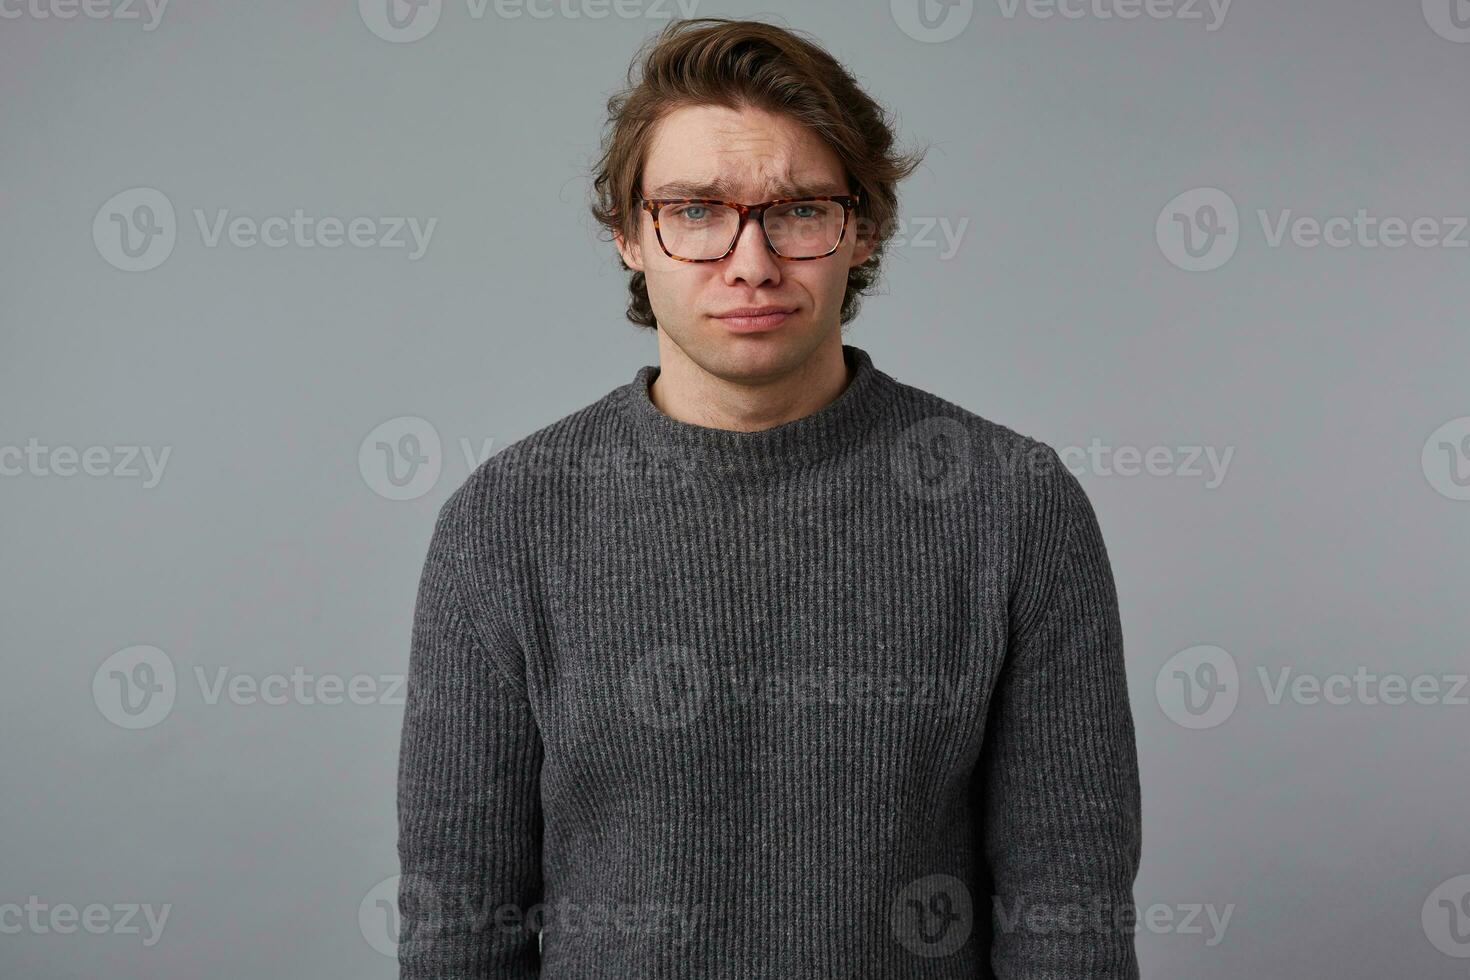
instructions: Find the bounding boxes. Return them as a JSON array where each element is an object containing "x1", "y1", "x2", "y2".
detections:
[
  {"x1": 419, "y1": 386, "x2": 625, "y2": 659},
  {"x1": 879, "y1": 373, "x2": 1085, "y2": 511},
  {"x1": 423, "y1": 382, "x2": 626, "y2": 595},
  {"x1": 440, "y1": 381, "x2": 628, "y2": 523},
  {"x1": 878, "y1": 374, "x2": 1103, "y2": 623}
]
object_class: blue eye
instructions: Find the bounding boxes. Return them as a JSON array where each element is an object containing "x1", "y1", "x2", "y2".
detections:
[{"x1": 774, "y1": 204, "x2": 823, "y2": 221}]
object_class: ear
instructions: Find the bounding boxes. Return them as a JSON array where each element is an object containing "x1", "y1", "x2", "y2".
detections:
[
  {"x1": 847, "y1": 225, "x2": 876, "y2": 269},
  {"x1": 614, "y1": 225, "x2": 645, "y2": 272}
]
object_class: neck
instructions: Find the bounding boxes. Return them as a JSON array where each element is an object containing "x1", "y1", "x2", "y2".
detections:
[
  {"x1": 619, "y1": 338, "x2": 898, "y2": 486},
  {"x1": 650, "y1": 329, "x2": 854, "y2": 434}
]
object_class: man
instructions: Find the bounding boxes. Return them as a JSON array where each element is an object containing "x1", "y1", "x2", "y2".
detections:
[{"x1": 397, "y1": 16, "x2": 1142, "y2": 979}]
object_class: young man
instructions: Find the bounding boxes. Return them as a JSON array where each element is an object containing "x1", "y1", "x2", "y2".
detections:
[{"x1": 397, "y1": 17, "x2": 1142, "y2": 980}]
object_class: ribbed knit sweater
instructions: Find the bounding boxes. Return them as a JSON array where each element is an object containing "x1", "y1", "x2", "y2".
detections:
[{"x1": 395, "y1": 343, "x2": 1142, "y2": 979}]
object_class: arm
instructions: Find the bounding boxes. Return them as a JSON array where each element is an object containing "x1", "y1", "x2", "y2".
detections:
[
  {"x1": 397, "y1": 487, "x2": 544, "y2": 979},
  {"x1": 979, "y1": 446, "x2": 1143, "y2": 978}
]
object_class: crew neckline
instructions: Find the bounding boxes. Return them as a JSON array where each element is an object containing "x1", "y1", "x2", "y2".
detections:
[{"x1": 617, "y1": 343, "x2": 899, "y2": 483}]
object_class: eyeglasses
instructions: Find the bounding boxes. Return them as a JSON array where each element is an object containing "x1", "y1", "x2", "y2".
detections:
[{"x1": 635, "y1": 192, "x2": 861, "y2": 262}]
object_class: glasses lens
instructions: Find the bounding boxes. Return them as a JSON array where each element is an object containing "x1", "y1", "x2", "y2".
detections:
[
  {"x1": 764, "y1": 200, "x2": 847, "y2": 258},
  {"x1": 655, "y1": 199, "x2": 847, "y2": 259},
  {"x1": 656, "y1": 202, "x2": 740, "y2": 260}
]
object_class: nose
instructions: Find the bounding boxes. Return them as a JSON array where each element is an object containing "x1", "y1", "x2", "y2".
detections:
[{"x1": 720, "y1": 211, "x2": 782, "y2": 288}]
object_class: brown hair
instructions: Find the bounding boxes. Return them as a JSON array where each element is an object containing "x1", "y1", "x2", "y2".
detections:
[{"x1": 589, "y1": 17, "x2": 927, "y2": 329}]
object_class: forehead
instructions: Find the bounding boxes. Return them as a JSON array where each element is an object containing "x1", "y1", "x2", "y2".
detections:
[{"x1": 642, "y1": 103, "x2": 847, "y2": 199}]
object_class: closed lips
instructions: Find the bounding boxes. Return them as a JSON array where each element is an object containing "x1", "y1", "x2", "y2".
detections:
[{"x1": 715, "y1": 307, "x2": 793, "y2": 317}]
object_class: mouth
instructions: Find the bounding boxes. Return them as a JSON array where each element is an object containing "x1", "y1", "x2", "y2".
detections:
[{"x1": 711, "y1": 306, "x2": 796, "y2": 333}]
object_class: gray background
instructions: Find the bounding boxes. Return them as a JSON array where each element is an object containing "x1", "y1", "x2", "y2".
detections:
[{"x1": 3, "y1": 0, "x2": 1468, "y2": 976}]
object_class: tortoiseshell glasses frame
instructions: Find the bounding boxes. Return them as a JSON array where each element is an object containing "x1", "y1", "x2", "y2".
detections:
[{"x1": 635, "y1": 192, "x2": 862, "y2": 262}]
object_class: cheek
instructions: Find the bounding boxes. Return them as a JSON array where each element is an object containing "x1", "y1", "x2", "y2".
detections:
[
  {"x1": 796, "y1": 263, "x2": 849, "y2": 308},
  {"x1": 641, "y1": 262, "x2": 703, "y2": 321}
]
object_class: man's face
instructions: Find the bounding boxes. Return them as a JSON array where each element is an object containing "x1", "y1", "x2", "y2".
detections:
[{"x1": 615, "y1": 103, "x2": 874, "y2": 381}]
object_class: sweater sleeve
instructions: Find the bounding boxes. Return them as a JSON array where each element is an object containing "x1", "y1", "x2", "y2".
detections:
[
  {"x1": 978, "y1": 447, "x2": 1143, "y2": 979},
  {"x1": 396, "y1": 488, "x2": 544, "y2": 979}
]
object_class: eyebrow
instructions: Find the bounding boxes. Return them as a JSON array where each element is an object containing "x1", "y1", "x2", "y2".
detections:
[{"x1": 644, "y1": 177, "x2": 848, "y2": 200}]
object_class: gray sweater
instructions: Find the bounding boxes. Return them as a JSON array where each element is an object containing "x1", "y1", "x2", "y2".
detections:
[{"x1": 396, "y1": 344, "x2": 1142, "y2": 979}]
